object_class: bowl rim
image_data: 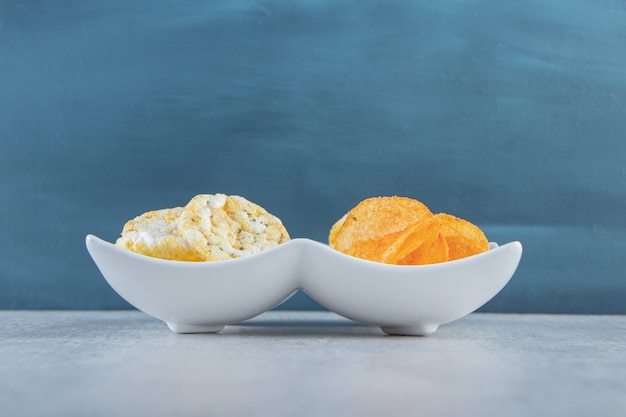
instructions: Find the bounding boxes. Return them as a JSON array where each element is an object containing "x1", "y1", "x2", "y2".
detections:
[{"x1": 86, "y1": 233, "x2": 521, "y2": 270}]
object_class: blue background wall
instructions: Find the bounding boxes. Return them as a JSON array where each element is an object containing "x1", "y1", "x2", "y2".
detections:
[{"x1": 1, "y1": 0, "x2": 625, "y2": 313}]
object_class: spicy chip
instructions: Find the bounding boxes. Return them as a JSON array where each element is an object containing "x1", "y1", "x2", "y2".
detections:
[
  {"x1": 397, "y1": 226, "x2": 449, "y2": 266},
  {"x1": 329, "y1": 196, "x2": 488, "y2": 265},
  {"x1": 328, "y1": 214, "x2": 346, "y2": 249},
  {"x1": 433, "y1": 213, "x2": 488, "y2": 261},
  {"x1": 372, "y1": 216, "x2": 441, "y2": 265},
  {"x1": 331, "y1": 196, "x2": 432, "y2": 254}
]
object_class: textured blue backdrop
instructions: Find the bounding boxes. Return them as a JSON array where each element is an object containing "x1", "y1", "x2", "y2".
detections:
[{"x1": 1, "y1": 0, "x2": 625, "y2": 313}]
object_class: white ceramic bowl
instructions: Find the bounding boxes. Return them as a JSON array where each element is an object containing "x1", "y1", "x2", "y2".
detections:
[{"x1": 86, "y1": 235, "x2": 522, "y2": 336}]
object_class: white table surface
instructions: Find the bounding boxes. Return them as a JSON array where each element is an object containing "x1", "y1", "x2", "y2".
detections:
[{"x1": 1, "y1": 310, "x2": 625, "y2": 417}]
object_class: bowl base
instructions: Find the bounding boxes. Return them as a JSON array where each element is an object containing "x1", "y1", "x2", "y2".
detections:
[
  {"x1": 381, "y1": 322, "x2": 439, "y2": 336},
  {"x1": 166, "y1": 321, "x2": 225, "y2": 334}
]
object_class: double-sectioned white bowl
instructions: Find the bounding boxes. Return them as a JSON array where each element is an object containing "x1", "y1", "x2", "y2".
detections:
[{"x1": 86, "y1": 235, "x2": 522, "y2": 336}]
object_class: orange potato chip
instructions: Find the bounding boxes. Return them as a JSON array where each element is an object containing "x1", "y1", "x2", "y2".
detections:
[
  {"x1": 434, "y1": 213, "x2": 488, "y2": 261},
  {"x1": 340, "y1": 233, "x2": 394, "y2": 263},
  {"x1": 332, "y1": 196, "x2": 432, "y2": 253},
  {"x1": 329, "y1": 196, "x2": 488, "y2": 265},
  {"x1": 328, "y1": 214, "x2": 346, "y2": 249},
  {"x1": 428, "y1": 232, "x2": 450, "y2": 264},
  {"x1": 398, "y1": 230, "x2": 449, "y2": 265},
  {"x1": 342, "y1": 217, "x2": 440, "y2": 265},
  {"x1": 383, "y1": 217, "x2": 440, "y2": 264}
]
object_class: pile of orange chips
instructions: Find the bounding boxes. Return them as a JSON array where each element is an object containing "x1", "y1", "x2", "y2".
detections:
[{"x1": 328, "y1": 196, "x2": 489, "y2": 265}]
